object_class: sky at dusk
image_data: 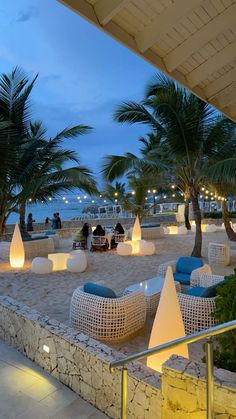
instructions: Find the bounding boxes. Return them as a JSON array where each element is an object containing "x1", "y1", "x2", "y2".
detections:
[{"x1": 0, "y1": 0, "x2": 156, "y2": 182}]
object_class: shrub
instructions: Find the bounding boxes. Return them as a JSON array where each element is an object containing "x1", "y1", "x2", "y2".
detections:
[
  {"x1": 203, "y1": 211, "x2": 236, "y2": 219},
  {"x1": 213, "y1": 270, "x2": 236, "y2": 372}
]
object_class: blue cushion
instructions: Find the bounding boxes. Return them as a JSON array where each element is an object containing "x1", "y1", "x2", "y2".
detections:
[
  {"x1": 184, "y1": 286, "x2": 206, "y2": 297},
  {"x1": 84, "y1": 282, "x2": 117, "y2": 298},
  {"x1": 173, "y1": 272, "x2": 191, "y2": 285},
  {"x1": 141, "y1": 223, "x2": 160, "y2": 228},
  {"x1": 44, "y1": 230, "x2": 56, "y2": 236},
  {"x1": 200, "y1": 280, "x2": 227, "y2": 298},
  {"x1": 176, "y1": 256, "x2": 203, "y2": 275}
]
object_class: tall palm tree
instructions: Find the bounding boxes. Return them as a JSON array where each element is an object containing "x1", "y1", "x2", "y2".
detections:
[
  {"x1": 0, "y1": 67, "x2": 97, "y2": 235},
  {"x1": 111, "y1": 74, "x2": 236, "y2": 257}
]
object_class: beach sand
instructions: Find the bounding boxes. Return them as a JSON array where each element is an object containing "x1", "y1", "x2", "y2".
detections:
[{"x1": 0, "y1": 230, "x2": 235, "y2": 362}]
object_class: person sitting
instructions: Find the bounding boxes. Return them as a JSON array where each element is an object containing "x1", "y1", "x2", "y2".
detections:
[
  {"x1": 91, "y1": 224, "x2": 108, "y2": 251},
  {"x1": 111, "y1": 222, "x2": 125, "y2": 248},
  {"x1": 93, "y1": 224, "x2": 105, "y2": 236}
]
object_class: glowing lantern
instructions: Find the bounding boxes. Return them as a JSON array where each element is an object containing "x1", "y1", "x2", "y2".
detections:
[
  {"x1": 9, "y1": 223, "x2": 25, "y2": 268},
  {"x1": 147, "y1": 266, "x2": 189, "y2": 372},
  {"x1": 132, "y1": 216, "x2": 141, "y2": 241}
]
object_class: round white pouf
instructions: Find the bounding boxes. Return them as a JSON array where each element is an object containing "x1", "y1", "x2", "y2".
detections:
[
  {"x1": 139, "y1": 240, "x2": 155, "y2": 255},
  {"x1": 117, "y1": 242, "x2": 132, "y2": 256},
  {"x1": 163, "y1": 227, "x2": 169, "y2": 234},
  {"x1": 177, "y1": 226, "x2": 187, "y2": 235},
  {"x1": 67, "y1": 252, "x2": 87, "y2": 273},
  {"x1": 205, "y1": 224, "x2": 217, "y2": 233},
  {"x1": 31, "y1": 257, "x2": 53, "y2": 274}
]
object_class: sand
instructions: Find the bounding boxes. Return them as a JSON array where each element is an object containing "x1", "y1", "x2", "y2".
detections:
[{"x1": 0, "y1": 230, "x2": 235, "y2": 361}]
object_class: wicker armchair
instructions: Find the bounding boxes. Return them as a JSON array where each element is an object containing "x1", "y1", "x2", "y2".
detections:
[
  {"x1": 178, "y1": 275, "x2": 224, "y2": 334},
  {"x1": 157, "y1": 258, "x2": 211, "y2": 291},
  {"x1": 70, "y1": 287, "x2": 146, "y2": 342},
  {"x1": 91, "y1": 235, "x2": 108, "y2": 251},
  {"x1": 190, "y1": 273, "x2": 224, "y2": 288}
]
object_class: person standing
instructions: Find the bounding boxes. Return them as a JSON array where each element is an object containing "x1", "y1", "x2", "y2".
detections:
[
  {"x1": 51, "y1": 213, "x2": 57, "y2": 230},
  {"x1": 56, "y1": 212, "x2": 62, "y2": 229},
  {"x1": 27, "y1": 213, "x2": 35, "y2": 232}
]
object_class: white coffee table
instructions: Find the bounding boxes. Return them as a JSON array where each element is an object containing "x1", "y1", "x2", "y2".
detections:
[{"x1": 125, "y1": 276, "x2": 181, "y2": 316}]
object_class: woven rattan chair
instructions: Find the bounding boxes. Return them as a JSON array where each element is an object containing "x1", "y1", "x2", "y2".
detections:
[
  {"x1": 178, "y1": 275, "x2": 224, "y2": 334},
  {"x1": 114, "y1": 233, "x2": 126, "y2": 244},
  {"x1": 208, "y1": 242, "x2": 230, "y2": 266},
  {"x1": 70, "y1": 286, "x2": 146, "y2": 342},
  {"x1": 91, "y1": 235, "x2": 107, "y2": 251},
  {"x1": 157, "y1": 259, "x2": 211, "y2": 291}
]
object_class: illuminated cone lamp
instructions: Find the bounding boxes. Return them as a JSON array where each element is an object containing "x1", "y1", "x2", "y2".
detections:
[
  {"x1": 9, "y1": 223, "x2": 25, "y2": 268},
  {"x1": 126, "y1": 215, "x2": 142, "y2": 254},
  {"x1": 147, "y1": 266, "x2": 189, "y2": 372}
]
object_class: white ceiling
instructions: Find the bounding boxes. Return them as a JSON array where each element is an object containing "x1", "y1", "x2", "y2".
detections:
[{"x1": 59, "y1": 0, "x2": 236, "y2": 122}]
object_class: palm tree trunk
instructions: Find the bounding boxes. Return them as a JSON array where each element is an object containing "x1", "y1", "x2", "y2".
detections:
[
  {"x1": 184, "y1": 200, "x2": 191, "y2": 230},
  {"x1": 19, "y1": 203, "x2": 30, "y2": 239},
  {"x1": 222, "y1": 200, "x2": 236, "y2": 241},
  {"x1": 190, "y1": 189, "x2": 202, "y2": 257}
]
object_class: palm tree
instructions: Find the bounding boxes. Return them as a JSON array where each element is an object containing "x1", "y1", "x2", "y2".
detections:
[
  {"x1": 111, "y1": 74, "x2": 236, "y2": 257},
  {"x1": 17, "y1": 121, "x2": 97, "y2": 236},
  {"x1": 0, "y1": 67, "x2": 97, "y2": 235},
  {"x1": 102, "y1": 181, "x2": 126, "y2": 205}
]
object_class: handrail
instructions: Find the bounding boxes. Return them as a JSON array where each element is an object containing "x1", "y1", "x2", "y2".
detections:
[
  {"x1": 109, "y1": 320, "x2": 236, "y2": 419},
  {"x1": 110, "y1": 320, "x2": 236, "y2": 370}
]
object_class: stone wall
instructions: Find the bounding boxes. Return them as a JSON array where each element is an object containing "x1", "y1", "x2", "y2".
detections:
[
  {"x1": 162, "y1": 356, "x2": 236, "y2": 418},
  {"x1": 0, "y1": 296, "x2": 161, "y2": 419},
  {"x1": 0, "y1": 296, "x2": 235, "y2": 418}
]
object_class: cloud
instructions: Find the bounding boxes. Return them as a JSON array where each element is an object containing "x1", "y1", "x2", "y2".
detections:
[{"x1": 16, "y1": 6, "x2": 38, "y2": 23}]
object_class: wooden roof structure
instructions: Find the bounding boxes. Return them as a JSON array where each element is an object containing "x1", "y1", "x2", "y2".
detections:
[{"x1": 59, "y1": 0, "x2": 236, "y2": 122}]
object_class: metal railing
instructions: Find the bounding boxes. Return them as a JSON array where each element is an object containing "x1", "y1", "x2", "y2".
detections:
[{"x1": 109, "y1": 320, "x2": 236, "y2": 419}]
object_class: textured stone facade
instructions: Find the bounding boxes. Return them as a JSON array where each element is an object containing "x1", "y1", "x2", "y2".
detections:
[
  {"x1": 162, "y1": 356, "x2": 236, "y2": 418},
  {"x1": 0, "y1": 296, "x2": 161, "y2": 418},
  {"x1": 0, "y1": 296, "x2": 235, "y2": 418}
]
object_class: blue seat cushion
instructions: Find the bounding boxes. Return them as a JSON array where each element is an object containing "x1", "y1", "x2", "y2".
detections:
[
  {"x1": 200, "y1": 280, "x2": 227, "y2": 298},
  {"x1": 176, "y1": 256, "x2": 203, "y2": 275},
  {"x1": 141, "y1": 223, "x2": 160, "y2": 228},
  {"x1": 173, "y1": 272, "x2": 191, "y2": 285},
  {"x1": 84, "y1": 282, "x2": 117, "y2": 298},
  {"x1": 44, "y1": 230, "x2": 56, "y2": 236},
  {"x1": 184, "y1": 286, "x2": 206, "y2": 297}
]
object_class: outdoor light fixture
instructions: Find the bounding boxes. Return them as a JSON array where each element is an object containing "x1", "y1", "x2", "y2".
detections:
[
  {"x1": 9, "y1": 224, "x2": 25, "y2": 268},
  {"x1": 91, "y1": 200, "x2": 95, "y2": 203},
  {"x1": 148, "y1": 189, "x2": 151, "y2": 193},
  {"x1": 48, "y1": 197, "x2": 52, "y2": 201},
  {"x1": 131, "y1": 191, "x2": 135, "y2": 195},
  {"x1": 104, "y1": 199, "x2": 106, "y2": 203},
  {"x1": 84, "y1": 195, "x2": 87, "y2": 199},
  {"x1": 147, "y1": 267, "x2": 188, "y2": 372},
  {"x1": 65, "y1": 200, "x2": 69, "y2": 204},
  {"x1": 29, "y1": 198, "x2": 32, "y2": 202},
  {"x1": 171, "y1": 185, "x2": 175, "y2": 189},
  {"x1": 43, "y1": 344, "x2": 50, "y2": 353},
  {"x1": 153, "y1": 189, "x2": 156, "y2": 193},
  {"x1": 62, "y1": 197, "x2": 66, "y2": 200},
  {"x1": 77, "y1": 196, "x2": 80, "y2": 200},
  {"x1": 114, "y1": 192, "x2": 118, "y2": 196},
  {"x1": 201, "y1": 187, "x2": 205, "y2": 191}
]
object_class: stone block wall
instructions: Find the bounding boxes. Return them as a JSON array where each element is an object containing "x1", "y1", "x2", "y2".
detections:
[
  {"x1": 0, "y1": 296, "x2": 235, "y2": 418},
  {"x1": 162, "y1": 356, "x2": 236, "y2": 418},
  {"x1": 0, "y1": 296, "x2": 161, "y2": 418}
]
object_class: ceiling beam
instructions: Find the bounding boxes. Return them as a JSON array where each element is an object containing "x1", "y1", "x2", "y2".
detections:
[
  {"x1": 218, "y1": 85, "x2": 236, "y2": 108},
  {"x1": 204, "y1": 68, "x2": 236, "y2": 100},
  {"x1": 135, "y1": 0, "x2": 202, "y2": 53},
  {"x1": 164, "y1": 3, "x2": 236, "y2": 72},
  {"x1": 187, "y1": 41, "x2": 236, "y2": 88},
  {"x1": 94, "y1": 0, "x2": 128, "y2": 26}
]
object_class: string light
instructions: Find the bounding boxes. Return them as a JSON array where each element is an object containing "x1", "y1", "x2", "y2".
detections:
[
  {"x1": 145, "y1": 197, "x2": 148, "y2": 200},
  {"x1": 172, "y1": 194, "x2": 175, "y2": 197},
  {"x1": 91, "y1": 200, "x2": 95, "y2": 203},
  {"x1": 77, "y1": 196, "x2": 80, "y2": 200},
  {"x1": 84, "y1": 195, "x2": 87, "y2": 199},
  {"x1": 62, "y1": 197, "x2": 66, "y2": 200},
  {"x1": 148, "y1": 190, "x2": 151, "y2": 193},
  {"x1": 131, "y1": 191, "x2": 135, "y2": 195},
  {"x1": 114, "y1": 192, "x2": 118, "y2": 196},
  {"x1": 153, "y1": 189, "x2": 156, "y2": 193},
  {"x1": 65, "y1": 200, "x2": 69, "y2": 204},
  {"x1": 201, "y1": 187, "x2": 205, "y2": 191},
  {"x1": 171, "y1": 185, "x2": 175, "y2": 189},
  {"x1": 29, "y1": 198, "x2": 32, "y2": 202},
  {"x1": 48, "y1": 197, "x2": 52, "y2": 201}
]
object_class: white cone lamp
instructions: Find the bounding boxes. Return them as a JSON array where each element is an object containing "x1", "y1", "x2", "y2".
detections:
[
  {"x1": 128, "y1": 215, "x2": 141, "y2": 254},
  {"x1": 9, "y1": 223, "x2": 25, "y2": 268},
  {"x1": 147, "y1": 266, "x2": 189, "y2": 372}
]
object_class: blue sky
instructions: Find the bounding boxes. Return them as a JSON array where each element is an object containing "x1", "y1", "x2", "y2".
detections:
[{"x1": 0, "y1": 0, "x2": 156, "y2": 181}]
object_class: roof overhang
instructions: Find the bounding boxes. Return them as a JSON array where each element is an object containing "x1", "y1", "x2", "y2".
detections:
[{"x1": 59, "y1": 0, "x2": 236, "y2": 123}]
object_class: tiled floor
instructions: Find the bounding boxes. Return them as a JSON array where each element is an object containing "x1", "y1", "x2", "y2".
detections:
[{"x1": 0, "y1": 339, "x2": 108, "y2": 419}]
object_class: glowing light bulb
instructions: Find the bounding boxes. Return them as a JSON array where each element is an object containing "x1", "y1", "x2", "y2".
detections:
[
  {"x1": 62, "y1": 197, "x2": 66, "y2": 200},
  {"x1": 48, "y1": 197, "x2": 52, "y2": 201},
  {"x1": 29, "y1": 198, "x2": 32, "y2": 202},
  {"x1": 77, "y1": 196, "x2": 80, "y2": 200},
  {"x1": 171, "y1": 185, "x2": 175, "y2": 189},
  {"x1": 131, "y1": 191, "x2": 135, "y2": 195},
  {"x1": 84, "y1": 195, "x2": 87, "y2": 199}
]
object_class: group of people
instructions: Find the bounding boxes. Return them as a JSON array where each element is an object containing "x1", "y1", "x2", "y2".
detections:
[
  {"x1": 45, "y1": 213, "x2": 62, "y2": 230},
  {"x1": 74, "y1": 222, "x2": 125, "y2": 250}
]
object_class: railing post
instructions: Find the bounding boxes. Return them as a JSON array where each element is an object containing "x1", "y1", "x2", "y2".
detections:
[
  {"x1": 121, "y1": 367, "x2": 128, "y2": 419},
  {"x1": 206, "y1": 337, "x2": 214, "y2": 419}
]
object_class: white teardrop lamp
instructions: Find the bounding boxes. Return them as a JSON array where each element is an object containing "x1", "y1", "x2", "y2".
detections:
[
  {"x1": 147, "y1": 266, "x2": 189, "y2": 372},
  {"x1": 127, "y1": 215, "x2": 142, "y2": 254},
  {"x1": 9, "y1": 223, "x2": 25, "y2": 268}
]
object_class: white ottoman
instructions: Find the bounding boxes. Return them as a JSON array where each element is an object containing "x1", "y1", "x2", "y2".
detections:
[
  {"x1": 117, "y1": 242, "x2": 132, "y2": 256},
  {"x1": 205, "y1": 224, "x2": 217, "y2": 233},
  {"x1": 139, "y1": 240, "x2": 155, "y2": 255},
  {"x1": 67, "y1": 251, "x2": 87, "y2": 273},
  {"x1": 208, "y1": 243, "x2": 230, "y2": 266},
  {"x1": 48, "y1": 253, "x2": 70, "y2": 271},
  {"x1": 31, "y1": 257, "x2": 53, "y2": 274},
  {"x1": 177, "y1": 226, "x2": 187, "y2": 235}
]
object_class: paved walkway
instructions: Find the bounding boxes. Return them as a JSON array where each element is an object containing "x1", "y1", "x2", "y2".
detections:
[{"x1": 0, "y1": 339, "x2": 108, "y2": 419}]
